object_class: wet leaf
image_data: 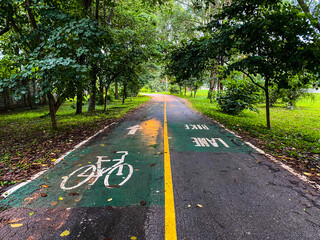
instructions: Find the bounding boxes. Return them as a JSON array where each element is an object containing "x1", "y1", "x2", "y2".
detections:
[
  {"x1": 140, "y1": 201, "x2": 146, "y2": 206},
  {"x1": 46, "y1": 218, "x2": 51, "y2": 221},
  {"x1": 188, "y1": 205, "x2": 191, "y2": 208},
  {"x1": 131, "y1": 237, "x2": 137, "y2": 240},
  {"x1": 51, "y1": 159, "x2": 56, "y2": 162},
  {"x1": 68, "y1": 192, "x2": 79, "y2": 196},
  {"x1": 100, "y1": 144, "x2": 105, "y2": 146},
  {"x1": 41, "y1": 193, "x2": 47, "y2": 197},
  {"x1": 77, "y1": 164, "x2": 82, "y2": 166},
  {"x1": 108, "y1": 185, "x2": 120, "y2": 188},
  {"x1": 51, "y1": 201, "x2": 58, "y2": 206},
  {"x1": 303, "y1": 172, "x2": 313, "y2": 176},
  {"x1": 59, "y1": 196, "x2": 63, "y2": 201},
  {"x1": 197, "y1": 204, "x2": 203, "y2": 208},
  {"x1": 60, "y1": 230, "x2": 70, "y2": 237},
  {"x1": 11, "y1": 223, "x2": 23, "y2": 228},
  {"x1": 29, "y1": 212, "x2": 34, "y2": 216},
  {"x1": 108, "y1": 198, "x2": 113, "y2": 202},
  {"x1": 41, "y1": 184, "x2": 50, "y2": 188},
  {"x1": 154, "y1": 155, "x2": 159, "y2": 158},
  {"x1": 107, "y1": 206, "x2": 114, "y2": 211},
  {"x1": 150, "y1": 163, "x2": 157, "y2": 167},
  {"x1": 7, "y1": 219, "x2": 22, "y2": 224},
  {"x1": 234, "y1": 179, "x2": 239, "y2": 183}
]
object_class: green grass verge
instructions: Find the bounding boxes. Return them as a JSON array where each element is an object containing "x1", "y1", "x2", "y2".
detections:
[{"x1": 0, "y1": 96, "x2": 150, "y2": 191}]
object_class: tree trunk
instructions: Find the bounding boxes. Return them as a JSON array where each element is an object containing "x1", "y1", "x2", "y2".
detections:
[
  {"x1": 88, "y1": 71, "x2": 97, "y2": 112},
  {"x1": 179, "y1": 86, "x2": 182, "y2": 95},
  {"x1": 115, "y1": 81, "x2": 119, "y2": 99},
  {"x1": 185, "y1": 87, "x2": 187, "y2": 96},
  {"x1": 99, "y1": 80, "x2": 104, "y2": 105},
  {"x1": 209, "y1": 80, "x2": 214, "y2": 103},
  {"x1": 265, "y1": 78, "x2": 271, "y2": 129},
  {"x1": 4, "y1": 88, "x2": 9, "y2": 109},
  {"x1": 47, "y1": 93, "x2": 58, "y2": 130},
  {"x1": 122, "y1": 83, "x2": 127, "y2": 104},
  {"x1": 76, "y1": 92, "x2": 83, "y2": 114},
  {"x1": 104, "y1": 86, "x2": 109, "y2": 112},
  {"x1": 131, "y1": 88, "x2": 133, "y2": 101},
  {"x1": 194, "y1": 88, "x2": 197, "y2": 98}
]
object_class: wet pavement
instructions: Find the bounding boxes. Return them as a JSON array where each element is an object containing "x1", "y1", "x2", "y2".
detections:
[{"x1": 1, "y1": 94, "x2": 320, "y2": 240}]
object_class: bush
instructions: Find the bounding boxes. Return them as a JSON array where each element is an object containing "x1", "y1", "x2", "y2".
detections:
[
  {"x1": 169, "y1": 85, "x2": 180, "y2": 94},
  {"x1": 217, "y1": 81, "x2": 260, "y2": 115}
]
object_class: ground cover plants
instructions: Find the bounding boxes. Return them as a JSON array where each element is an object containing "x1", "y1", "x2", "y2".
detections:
[
  {"x1": 173, "y1": 90, "x2": 320, "y2": 184},
  {"x1": 0, "y1": 96, "x2": 150, "y2": 193}
]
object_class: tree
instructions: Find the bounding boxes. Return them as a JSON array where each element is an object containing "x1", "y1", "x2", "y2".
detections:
[{"x1": 167, "y1": 0, "x2": 320, "y2": 128}]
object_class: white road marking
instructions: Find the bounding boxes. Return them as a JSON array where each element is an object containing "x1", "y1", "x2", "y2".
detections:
[
  {"x1": 184, "y1": 124, "x2": 209, "y2": 130},
  {"x1": 127, "y1": 125, "x2": 142, "y2": 135},
  {"x1": 191, "y1": 137, "x2": 230, "y2": 148}
]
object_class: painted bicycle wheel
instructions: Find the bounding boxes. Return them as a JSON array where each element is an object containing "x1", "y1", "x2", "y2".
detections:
[
  {"x1": 61, "y1": 165, "x2": 96, "y2": 190},
  {"x1": 104, "y1": 163, "x2": 133, "y2": 188}
]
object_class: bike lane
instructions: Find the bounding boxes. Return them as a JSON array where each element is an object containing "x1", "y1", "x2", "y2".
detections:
[
  {"x1": 0, "y1": 96, "x2": 166, "y2": 240},
  {"x1": 165, "y1": 95, "x2": 320, "y2": 240}
]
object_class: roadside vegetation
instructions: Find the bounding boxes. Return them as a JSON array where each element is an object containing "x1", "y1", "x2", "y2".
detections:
[{"x1": 0, "y1": 96, "x2": 150, "y2": 193}]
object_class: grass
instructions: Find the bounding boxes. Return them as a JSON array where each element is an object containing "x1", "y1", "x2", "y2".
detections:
[
  {"x1": 163, "y1": 90, "x2": 320, "y2": 181},
  {"x1": 0, "y1": 96, "x2": 150, "y2": 192}
]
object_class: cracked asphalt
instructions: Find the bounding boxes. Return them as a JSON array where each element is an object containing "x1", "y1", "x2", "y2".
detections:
[{"x1": 0, "y1": 94, "x2": 320, "y2": 240}]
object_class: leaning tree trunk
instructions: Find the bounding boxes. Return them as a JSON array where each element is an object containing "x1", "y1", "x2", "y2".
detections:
[
  {"x1": 104, "y1": 82, "x2": 111, "y2": 112},
  {"x1": 76, "y1": 91, "x2": 83, "y2": 114},
  {"x1": 47, "y1": 92, "x2": 58, "y2": 130},
  {"x1": 264, "y1": 78, "x2": 271, "y2": 129}
]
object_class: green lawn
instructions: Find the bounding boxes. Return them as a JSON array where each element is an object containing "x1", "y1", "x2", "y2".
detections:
[
  {"x1": 166, "y1": 90, "x2": 320, "y2": 181},
  {"x1": 0, "y1": 96, "x2": 150, "y2": 191}
]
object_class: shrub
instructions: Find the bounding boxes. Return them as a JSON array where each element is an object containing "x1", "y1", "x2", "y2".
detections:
[
  {"x1": 169, "y1": 85, "x2": 180, "y2": 94},
  {"x1": 217, "y1": 81, "x2": 260, "y2": 115}
]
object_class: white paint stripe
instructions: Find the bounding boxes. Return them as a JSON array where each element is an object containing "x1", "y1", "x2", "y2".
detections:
[
  {"x1": 1, "y1": 122, "x2": 116, "y2": 198},
  {"x1": 214, "y1": 120, "x2": 320, "y2": 191},
  {"x1": 245, "y1": 141, "x2": 320, "y2": 192}
]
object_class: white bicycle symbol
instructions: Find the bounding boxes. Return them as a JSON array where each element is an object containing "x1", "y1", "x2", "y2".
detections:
[{"x1": 60, "y1": 151, "x2": 133, "y2": 190}]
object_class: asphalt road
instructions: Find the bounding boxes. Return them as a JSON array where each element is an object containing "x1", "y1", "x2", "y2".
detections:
[{"x1": 1, "y1": 94, "x2": 320, "y2": 240}]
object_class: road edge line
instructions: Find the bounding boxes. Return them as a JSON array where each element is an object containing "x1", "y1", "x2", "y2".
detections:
[
  {"x1": 1, "y1": 122, "x2": 116, "y2": 198},
  {"x1": 164, "y1": 98, "x2": 178, "y2": 240}
]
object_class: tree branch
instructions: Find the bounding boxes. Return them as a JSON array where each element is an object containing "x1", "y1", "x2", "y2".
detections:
[
  {"x1": 0, "y1": 19, "x2": 10, "y2": 36},
  {"x1": 297, "y1": 0, "x2": 320, "y2": 32}
]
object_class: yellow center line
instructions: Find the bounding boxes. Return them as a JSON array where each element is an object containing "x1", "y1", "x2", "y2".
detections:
[{"x1": 164, "y1": 98, "x2": 177, "y2": 240}]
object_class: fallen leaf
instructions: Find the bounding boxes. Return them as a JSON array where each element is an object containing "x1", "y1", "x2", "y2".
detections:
[
  {"x1": 100, "y1": 144, "x2": 105, "y2": 146},
  {"x1": 41, "y1": 193, "x2": 48, "y2": 197},
  {"x1": 131, "y1": 237, "x2": 137, "y2": 240},
  {"x1": 107, "y1": 206, "x2": 114, "y2": 211},
  {"x1": 188, "y1": 205, "x2": 191, "y2": 208},
  {"x1": 59, "y1": 196, "x2": 63, "y2": 201},
  {"x1": 51, "y1": 159, "x2": 56, "y2": 162},
  {"x1": 108, "y1": 185, "x2": 120, "y2": 188},
  {"x1": 77, "y1": 164, "x2": 82, "y2": 166},
  {"x1": 154, "y1": 155, "x2": 159, "y2": 158},
  {"x1": 150, "y1": 163, "x2": 157, "y2": 167},
  {"x1": 60, "y1": 230, "x2": 70, "y2": 237},
  {"x1": 29, "y1": 212, "x2": 34, "y2": 216},
  {"x1": 88, "y1": 162, "x2": 91, "y2": 164},
  {"x1": 51, "y1": 201, "x2": 58, "y2": 206},
  {"x1": 46, "y1": 218, "x2": 51, "y2": 221},
  {"x1": 7, "y1": 219, "x2": 22, "y2": 224},
  {"x1": 197, "y1": 204, "x2": 203, "y2": 208},
  {"x1": 234, "y1": 179, "x2": 239, "y2": 183},
  {"x1": 41, "y1": 184, "x2": 50, "y2": 188},
  {"x1": 303, "y1": 172, "x2": 313, "y2": 176},
  {"x1": 11, "y1": 223, "x2": 23, "y2": 228},
  {"x1": 68, "y1": 192, "x2": 79, "y2": 196},
  {"x1": 140, "y1": 201, "x2": 146, "y2": 206},
  {"x1": 108, "y1": 198, "x2": 113, "y2": 202}
]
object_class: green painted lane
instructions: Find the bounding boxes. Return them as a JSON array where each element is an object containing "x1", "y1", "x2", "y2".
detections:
[
  {"x1": 1, "y1": 110, "x2": 165, "y2": 209},
  {"x1": 168, "y1": 123, "x2": 255, "y2": 153}
]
